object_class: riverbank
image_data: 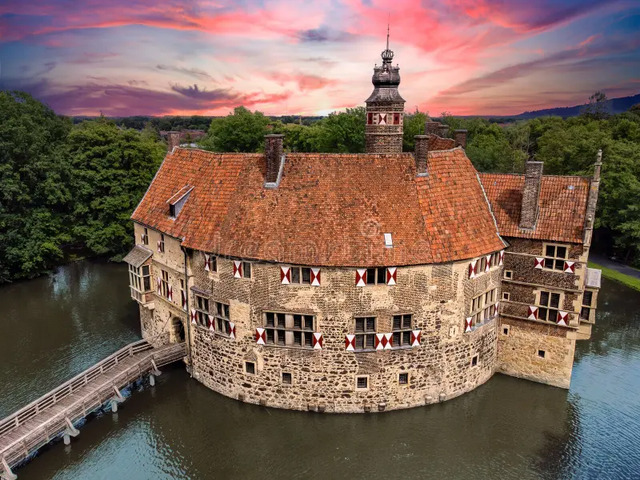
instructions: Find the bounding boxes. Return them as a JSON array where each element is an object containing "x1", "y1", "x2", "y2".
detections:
[{"x1": 588, "y1": 260, "x2": 640, "y2": 291}]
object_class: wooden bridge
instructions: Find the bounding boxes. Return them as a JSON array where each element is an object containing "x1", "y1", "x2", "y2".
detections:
[{"x1": 0, "y1": 339, "x2": 185, "y2": 480}]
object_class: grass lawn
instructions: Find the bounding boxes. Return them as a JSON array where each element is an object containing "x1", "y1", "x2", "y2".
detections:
[{"x1": 588, "y1": 261, "x2": 640, "y2": 291}]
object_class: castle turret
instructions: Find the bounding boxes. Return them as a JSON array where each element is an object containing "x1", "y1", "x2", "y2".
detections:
[{"x1": 365, "y1": 27, "x2": 405, "y2": 154}]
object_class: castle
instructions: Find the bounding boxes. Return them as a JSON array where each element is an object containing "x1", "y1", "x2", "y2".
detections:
[{"x1": 124, "y1": 39, "x2": 602, "y2": 413}]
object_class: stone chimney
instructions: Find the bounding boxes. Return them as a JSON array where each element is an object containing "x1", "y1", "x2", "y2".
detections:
[
  {"x1": 167, "y1": 131, "x2": 181, "y2": 151},
  {"x1": 519, "y1": 160, "x2": 544, "y2": 230},
  {"x1": 425, "y1": 121, "x2": 441, "y2": 135},
  {"x1": 265, "y1": 134, "x2": 284, "y2": 184},
  {"x1": 414, "y1": 135, "x2": 429, "y2": 175},
  {"x1": 583, "y1": 149, "x2": 603, "y2": 244},
  {"x1": 438, "y1": 124, "x2": 450, "y2": 138},
  {"x1": 454, "y1": 129, "x2": 468, "y2": 148}
]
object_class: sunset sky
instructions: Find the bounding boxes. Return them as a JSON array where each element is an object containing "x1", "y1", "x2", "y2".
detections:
[{"x1": 1, "y1": 0, "x2": 639, "y2": 117}]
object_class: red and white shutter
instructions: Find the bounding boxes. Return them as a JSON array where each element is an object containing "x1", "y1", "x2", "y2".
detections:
[
  {"x1": 208, "y1": 314, "x2": 215, "y2": 332},
  {"x1": 557, "y1": 311, "x2": 569, "y2": 326},
  {"x1": 527, "y1": 306, "x2": 538, "y2": 320},
  {"x1": 233, "y1": 261, "x2": 242, "y2": 278},
  {"x1": 356, "y1": 269, "x2": 367, "y2": 287},
  {"x1": 386, "y1": 267, "x2": 397, "y2": 286},
  {"x1": 156, "y1": 277, "x2": 162, "y2": 295},
  {"x1": 411, "y1": 330, "x2": 421, "y2": 347},
  {"x1": 190, "y1": 308, "x2": 197, "y2": 325},
  {"x1": 499, "y1": 250, "x2": 505, "y2": 266},
  {"x1": 384, "y1": 333, "x2": 392, "y2": 349},
  {"x1": 140, "y1": 232, "x2": 145, "y2": 244},
  {"x1": 181, "y1": 291, "x2": 187, "y2": 310},
  {"x1": 228, "y1": 322, "x2": 236, "y2": 339},
  {"x1": 345, "y1": 334, "x2": 356, "y2": 351},
  {"x1": 280, "y1": 266, "x2": 291, "y2": 284},
  {"x1": 167, "y1": 285, "x2": 173, "y2": 302},
  {"x1": 494, "y1": 302, "x2": 500, "y2": 317},
  {"x1": 465, "y1": 317, "x2": 473, "y2": 333},
  {"x1": 485, "y1": 255, "x2": 492, "y2": 272},
  {"x1": 534, "y1": 257, "x2": 544, "y2": 269},
  {"x1": 564, "y1": 261, "x2": 575, "y2": 274},
  {"x1": 379, "y1": 113, "x2": 387, "y2": 125},
  {"x1": 204, "y1": 253, "x2": 211, "y2": 272},
  {"x1": 469, "y1": 260, "x2": 478, "y2": 279},
  {"x1": 312, "y1": 332, "x2": 323, "y2": 350},
  {"x1": 255, "y1": 327, "x2": 266, "y2": 345},
  {"x1": 311, "y1": 268, "x2": 321, "y2": 286},
  {"x1": 157, "y1": 240, "x2": 162, "y2": 252},
  {"x1": 375, "y1": 333, "x2": 385, "y2": 350}
]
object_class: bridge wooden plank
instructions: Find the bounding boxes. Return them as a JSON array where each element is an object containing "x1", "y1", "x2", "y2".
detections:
[{"x1": 0, "y1": 341, "x2": 185, "y2": 469}]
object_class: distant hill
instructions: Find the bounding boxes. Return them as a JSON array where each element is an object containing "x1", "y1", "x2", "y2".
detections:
[{"x1": 509, "y1": 93, "x2": 640, "y2": 120}]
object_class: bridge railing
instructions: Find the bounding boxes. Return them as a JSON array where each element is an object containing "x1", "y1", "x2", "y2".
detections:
[
  {"x1": 0, "y1": 342, "x2": 185, "y2": 467},
  {"x1": 0, "y1": 339, "x2": 153, "y2": 438}
]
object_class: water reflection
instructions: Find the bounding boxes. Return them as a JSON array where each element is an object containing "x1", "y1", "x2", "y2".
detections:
[{"x1": 2, "y1": 268, "x2": 640, "y2": 479}]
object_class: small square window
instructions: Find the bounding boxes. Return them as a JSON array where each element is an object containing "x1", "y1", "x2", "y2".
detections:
[
  {"x1": 504, "y1": 270, "x2": 513, "y2": 279},
  {"x1": 356, "y1": 376, "x2": 368, "y2": 390},
  {"x1": 502, "y1": 292, "x2": 510, "y2": 301},
  {"x1": 399, "y1": 373, "x2": 409, "y2": 385},
  {"x1": 245, "y1": 362, "x2": 256, "y2": 374},
  {"x1": 282, "y1": 372, "x2": 292, "y2": 384},
  {"x1": 538, "y1": 350, "x2": 546, "y2": 359},
  {"x1": 471, "y1": 355, "x2": 478, "y2": 367},
  {"x1": 503, "y1": 327, "x2": 509, "y2": 335}
]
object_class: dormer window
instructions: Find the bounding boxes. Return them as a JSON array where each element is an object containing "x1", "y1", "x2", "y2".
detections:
[{"x1": 167, "y1": 185, "x2": 193, "y2": 219}]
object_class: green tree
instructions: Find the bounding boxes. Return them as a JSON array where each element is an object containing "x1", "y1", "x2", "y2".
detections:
[
  {"x1": 0, "y1": 91, "x2": 72, "y2": 282},
  {"x1": 65, "y1": 119, "x2": 165, "y2": 259},
  {"x1": 581, "y1": 91, "x2": 610, "y2": 120},
  {"x1": 202, "y1": 107, "x2": 270, "y2": 152},
  {"x1": 315, "y1": 107, "x2": 366, "y2": 153},
  {"x1": 402, "y1": 109, "x2": 429, "y2": 151}
]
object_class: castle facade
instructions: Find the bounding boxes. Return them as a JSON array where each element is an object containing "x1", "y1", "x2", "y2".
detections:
[{"x1": 124, "y1": 42, "x2": 601, "y2": 412}]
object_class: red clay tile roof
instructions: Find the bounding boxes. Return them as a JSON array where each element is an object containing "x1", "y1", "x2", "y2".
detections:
[
  {"x1": 132, "y1": 147, "x2": 505, "y2": 266},
  {"x1": 478, "y1": 173, "x2": 590, "y2": 244},
  {"x1": 429, "y1": 135, "x2": 456, "y2": 151}
]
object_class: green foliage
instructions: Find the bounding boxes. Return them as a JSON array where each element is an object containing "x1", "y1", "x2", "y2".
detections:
[
  {"x1": 403, "y1": 110, "x2": 429, "y2": 151},
  {"x1": 65, "y1": 119, "x2": 165, "y2": 259},
  {"x1": 314, "y1": 107, "x2": 366, "y2": 153},
  {"x1": 0, "y1": 92, "x2": 165, "y2": 283},
  {"x1": 202, "y1": 107, "x2": 270, "y2": 152},
  {"x1": 0, "y1": 91, "x2": 72, "y2": 282}
]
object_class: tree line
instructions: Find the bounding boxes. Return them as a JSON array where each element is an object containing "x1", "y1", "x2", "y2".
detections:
[{"x1": 1, "y1": 91, "x2": 638, "y2": 283}]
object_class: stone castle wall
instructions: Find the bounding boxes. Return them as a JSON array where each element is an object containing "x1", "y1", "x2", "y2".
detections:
[
  {"x1": 185, "y1": 251, "x2": 502, "y2": 413},
  {"x1": 497, "y1": 237, "x2": 588, "y2": 388}
]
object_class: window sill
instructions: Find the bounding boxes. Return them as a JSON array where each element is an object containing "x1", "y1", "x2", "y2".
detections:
[
  {"x1": 353, "y1": 345, "x2": 414, "y2": 353},
  {"x1": 194, "y1": 324, "x2": 233, "y2": 339},
  {"x1": 467, "y1": 315, "x2": 497, "y2": 333},
  {"x1": 261, "y1": 343, "x2": 315, "y2": 352}
]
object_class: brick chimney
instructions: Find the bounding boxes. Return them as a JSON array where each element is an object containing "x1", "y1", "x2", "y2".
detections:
[
  {"x1": 519, "y1": 160, "x2": 544, "y2": 230},
  {"x1": 438, "y1": 124, "x2": 449, "y2": 138},
  {"x1": 167, "y1": 131, "x2": 181, "y2": 151},
  {"x1": 265, "y1": 134, "x2": 284, "y2": 184},
  {"x1": 414, "y1": 135, "x2": 429, "y2": 175},
  {"x1": 425, "y1": 121, "x2": 441, "y2": 135},
  {"x1": 454, "y1": 129, "x2": 467, "y2": 148}
]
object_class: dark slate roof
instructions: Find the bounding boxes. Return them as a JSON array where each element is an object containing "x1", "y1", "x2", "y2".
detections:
[{"x1": 123, "y1": 245, "x2": 153, "y2": 267}]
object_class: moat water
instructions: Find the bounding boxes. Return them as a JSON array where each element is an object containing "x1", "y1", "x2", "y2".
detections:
[{"x1": 1, "y1": 261, "x2": 639, "y2": 479}]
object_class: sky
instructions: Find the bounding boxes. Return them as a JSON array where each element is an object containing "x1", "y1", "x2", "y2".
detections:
[{"x1": 1, "y1": 0, "x2": 639, "y2": 117}]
